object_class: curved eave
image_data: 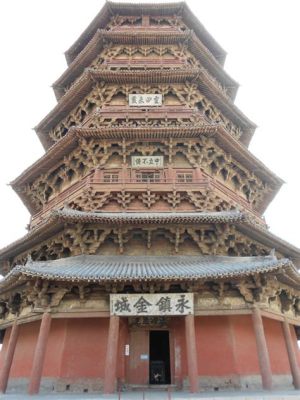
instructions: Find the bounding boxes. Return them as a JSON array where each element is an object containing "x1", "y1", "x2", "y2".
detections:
[
  {"x1": 51, "y1": 209, "x2": 247, "y2": 225},
  {"x1": 237, "y1": 222, "x2": 300, "y2": 262},
  {"x1": 36, "y1": 68, "x2": 255, "y2": 150},
  {"x1": 53, "y1": 29, "x2": 192, "y2": 100},
  {"x1": 65, "y1": 1, "x2": 226, "y2": 67},
  {"x1": 0, "y1": 218, "x2": 65, "y2": 266},
  {"x1": 12, "y1": 124, "x2": 283, "y2": 191},
  {"x1": 0, "y1": 210, "x2": 246, "y2": 264},
  {"x1": 0, "y1": 256, "x2": 297, "y2": 293},
  {"x1": 54, "y1": 29, "x2": 238, "y2": 102},
  {"x1": 1, "y1": 210, "x2": 300, "y2": 270},
  {"x1": 36, "y1": 68, "x2": 199, "y2": 136},
  {"x1": 11, "y1": 125, "x2": 283, "y2": 217},
  {"x1": 239, "y1": 128, "x2": 255, "y2": 148},
  {"x1": 258, "y1": 186, "x2": 283, "y2": 215}
]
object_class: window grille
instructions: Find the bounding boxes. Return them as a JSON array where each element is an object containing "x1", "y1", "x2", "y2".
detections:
[
  {"x1": 176, "y1": 173, "x2": 193, "y2": 183},
  {"x1": 136, "y1": 172, "x2": 161, "y2": 183},
  {"x1": 103, "y1": 173, "x2": 119, "y2": 183}
]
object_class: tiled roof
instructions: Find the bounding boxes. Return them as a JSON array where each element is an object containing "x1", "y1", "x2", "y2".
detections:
[
  {"x1": 65, "y1": 2, "x2": 226, "y2": 66},
  {"x1": 12, "y1": 124, "x2": 282, "y2": 191},
  {"x1": 53, "y1": 30, "x2": 194, "y2": 100},
  {"x1": 36, "y1": 68, "x2": 255, "y2": 137},
  {"x1": 1, "y1": 209, "x2": 300, "y2": 264},
  {"x1": 0, "y1": 255, "x2": 294, "y2": 287},
  {"x1": 54, "y1": 29, "x2": 239, "y2": 102},
  {"x1": 35, "y1": 68, "x2": 199, "y2": 133},
  {"x1": 0, "y1": 210, "x2": 245, "y2": 262},
  {"x1": 51, "y1": 209, "x2": 246, "y2": 225}
]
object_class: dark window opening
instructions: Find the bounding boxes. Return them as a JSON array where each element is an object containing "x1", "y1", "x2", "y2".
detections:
[
  {"x1": 103, "y1": 173, "x2": 119, "y2": 183},
  {"x1": 176, "y1": 173, "x2": 193, "y2": 183},
  {"x1": 149, "y1": 330, "x2": 171, "y2": 384},
  {"x1": 136, "y1": 172, "x2": 160, "y2": 183}
]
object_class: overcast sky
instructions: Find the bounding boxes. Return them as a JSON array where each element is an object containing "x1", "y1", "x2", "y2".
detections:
[{"x1": 0, "y1": 0, "x2": 299, "y2": 250}]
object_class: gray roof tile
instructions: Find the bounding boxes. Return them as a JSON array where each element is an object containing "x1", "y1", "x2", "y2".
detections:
[
  {"x1": 0, "y1": 255, "x2": 292, "y2": 287},
  {"x1": 52, "y1": 209, "x2": 247, "y2": 225}
]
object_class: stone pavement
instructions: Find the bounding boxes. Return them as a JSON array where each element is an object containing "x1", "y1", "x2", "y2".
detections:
[{"x1": 0, "y1": 391, "x2": 300, "y2": 400}]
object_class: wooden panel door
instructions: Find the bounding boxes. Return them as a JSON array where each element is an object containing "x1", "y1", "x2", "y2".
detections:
[{"x1": 126, "y1": 329, "x2": 149, "y2": 385}]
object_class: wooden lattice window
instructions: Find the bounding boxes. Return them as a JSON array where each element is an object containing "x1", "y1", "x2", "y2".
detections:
[
  {"x1": 136, "y1": 172, "x2": 161, "y2": 183},
  {"x1": 103, "y1": 173, "x2": 119, "y2": 183},
  {"x1": 176, "y1": 173, "x2": 193, "y2": 183}
]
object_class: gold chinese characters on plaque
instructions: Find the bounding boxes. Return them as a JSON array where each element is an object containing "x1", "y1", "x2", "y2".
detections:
[{"x1": 110, "y1": 293, "x2": 194, "y2": 316}]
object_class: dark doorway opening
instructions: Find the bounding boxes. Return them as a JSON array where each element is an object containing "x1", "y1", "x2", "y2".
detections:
[{"x1": 149, "y1": 330, "x2": 171, "y2": 384}]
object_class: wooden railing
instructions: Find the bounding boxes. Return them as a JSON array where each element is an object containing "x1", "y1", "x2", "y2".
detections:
[{"x1": 30, "y1": 171, "x2": 264, "y2": 229}]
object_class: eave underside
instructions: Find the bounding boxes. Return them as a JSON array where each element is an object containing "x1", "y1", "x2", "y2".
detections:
[
  {"x1": 1, "y1": 210, "x2": 300, "y2": 269},
  {"x1": 36, "y1": 69, "x2": 255, "y2": 142},
  {"x1": 54, "y1": 29, "x2": 238, "y2": 102},
  {"x1": 0, "y1": 210, "x2": 248, "y2": 263},
  {"x1": 12, "y1": 125, "x2": 283, "y2": 190}
]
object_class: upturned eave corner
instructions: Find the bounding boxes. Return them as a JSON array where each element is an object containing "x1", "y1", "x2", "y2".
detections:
[{"x1": 64, "y1": 1, "x2": 227, "y2": 67}]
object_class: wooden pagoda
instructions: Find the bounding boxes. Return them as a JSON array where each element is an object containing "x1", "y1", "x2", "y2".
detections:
[{"x1": 0, "y1": 1, "x2": 300, "y2": 395}]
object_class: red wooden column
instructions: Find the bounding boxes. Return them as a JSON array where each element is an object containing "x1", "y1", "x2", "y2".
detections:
[
  {"x1": 0, "y1": 319, "x2": 20, "y2": 393},
  {"x1": 28, "y1": 312, "x2": 52, "y2": 395},
  {"x1": 104, "y1": 315, "x2": 120, "y2": 393},
  {"x1": 185, "y1": 314, "x2": 199, "y2": 393},
  {"x1": 252, "y1": 307, "x2": 272, "y2": 390},
  {"x1": 282, "y1": 318, "x2": 300, "y2": 389}
]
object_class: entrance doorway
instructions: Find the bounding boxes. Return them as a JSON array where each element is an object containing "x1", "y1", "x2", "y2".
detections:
[{"x1": 149, "y1": 331, "x2": 171, "y2": 384}]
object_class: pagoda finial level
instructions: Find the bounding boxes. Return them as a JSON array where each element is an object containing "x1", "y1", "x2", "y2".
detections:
[{"x1": 65, "y1": 2, "x2": 227, "y2": 66}]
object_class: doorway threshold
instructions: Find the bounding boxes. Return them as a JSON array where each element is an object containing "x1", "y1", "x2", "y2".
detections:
[{"x1": 128, "y1": 384, "x2": 177, "y2": 391}]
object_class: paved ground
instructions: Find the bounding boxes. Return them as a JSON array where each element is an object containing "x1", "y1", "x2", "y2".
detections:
[{"x1": 1, "y1": 391, "x2": 300, "y2": 400}]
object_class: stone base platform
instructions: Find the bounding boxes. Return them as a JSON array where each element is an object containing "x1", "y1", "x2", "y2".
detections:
[{"x1": 1, "y1": 390, "x2": 300, "y2": 400}]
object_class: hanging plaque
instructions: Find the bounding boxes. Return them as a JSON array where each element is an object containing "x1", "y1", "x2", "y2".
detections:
[
  {"x1": 129, "y1": 94, "x2": 162, "y2": 107},
  {"x1": 110, "y1": 293, "x2": 194, "y2": 316},
  {"x1": 131, "y1": 156, "x2": 164, "y2": 168}
]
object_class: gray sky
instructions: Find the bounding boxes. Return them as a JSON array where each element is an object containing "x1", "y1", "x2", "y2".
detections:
[{"x1": 0, "y1": 0, "x2": 299, "y2": 249}]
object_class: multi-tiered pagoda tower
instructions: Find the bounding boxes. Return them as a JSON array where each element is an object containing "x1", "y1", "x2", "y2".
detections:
[{"x1": 0, "y1": 1, "x2": 300, "y2": 395}]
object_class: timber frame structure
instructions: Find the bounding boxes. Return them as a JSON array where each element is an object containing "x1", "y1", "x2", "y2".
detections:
[{"x1": 0, "y1": 1, "x2": 300, "y2": 395}]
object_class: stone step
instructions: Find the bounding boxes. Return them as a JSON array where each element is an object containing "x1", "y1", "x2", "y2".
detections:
[{"x1": 127, "y1": 384, "x2": 177, "y2": 391}]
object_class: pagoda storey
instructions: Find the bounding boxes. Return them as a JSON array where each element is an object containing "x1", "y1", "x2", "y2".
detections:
[{"x1": 0, "y1": 1, "x2": 300, "y2": 395}]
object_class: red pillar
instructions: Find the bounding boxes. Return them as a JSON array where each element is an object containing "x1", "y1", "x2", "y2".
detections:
[
  {"x1": 0, "y1": 319, "x2": 20, "y2": 393},
  {"x1": 185, "y1": 314, "x2": 199, "y2": 393},
  {"x1": 28, "y1": 313, "x2": 52, "y2": 395},
  {"x1": 104, "y1": 315, "x2": 120, "y2": 394},
  {"x1": 282, "y1": 318, "x2": 300, "y2": 389},
  {"x1": 252, "y1": 307, "x2": 272, "y2": 390}
]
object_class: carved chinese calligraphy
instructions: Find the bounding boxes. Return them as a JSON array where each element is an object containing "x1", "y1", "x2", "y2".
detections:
[
  {"x1": 131, "y1": 156, "x2": 163, "y2": 168},
  {"x1": 129, "y1": 94, "x2": 162, "y2": 107},
  {"x1": 110, "y1": 293, "x2": 193, "y2": 316}
]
